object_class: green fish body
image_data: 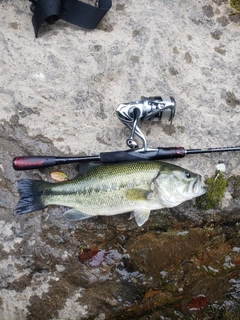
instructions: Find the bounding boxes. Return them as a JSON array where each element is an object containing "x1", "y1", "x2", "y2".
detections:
[{"x1": 16, "y1": 161, "x2": 205, "y2": 226}]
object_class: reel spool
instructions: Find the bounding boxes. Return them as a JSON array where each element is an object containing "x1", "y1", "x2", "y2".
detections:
[{"x1": 116, "y1": 96, "x2": 176, "y2": 150}]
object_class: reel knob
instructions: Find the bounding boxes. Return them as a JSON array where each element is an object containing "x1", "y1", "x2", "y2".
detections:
[{"x1": 127, "y1": 139, "x2": 138, "y2": 149}]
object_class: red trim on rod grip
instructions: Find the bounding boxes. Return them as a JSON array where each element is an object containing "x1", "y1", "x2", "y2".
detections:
[{"x1": 13, "y1": 157, "x2": 45, "y2": 170}]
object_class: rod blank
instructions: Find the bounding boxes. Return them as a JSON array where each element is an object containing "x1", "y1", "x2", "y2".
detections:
[{"x1": 186, "y1": 146, "x2": 240, "y2": 155}]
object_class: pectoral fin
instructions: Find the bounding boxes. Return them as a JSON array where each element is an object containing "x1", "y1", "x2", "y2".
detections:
[
  {"x1": 125, "y1": 189, "x2": 151, "y2": 201},
  {"x1": 63, "y1": 209, "x2": 92, "y2": 221},
  {"x1": 133, "y1": 209, "x2": 151, "y2": 226}
]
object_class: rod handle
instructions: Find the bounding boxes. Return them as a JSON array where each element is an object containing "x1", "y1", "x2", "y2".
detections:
[
  {"x1": 100, "y1": 147, "x2": 186, "y2": 162},
  {"x1": 13, "y1": 147, "x2": 186, "y2": 170},
  {"x1": 13, "y1": 156, "x2": 59, "y2": 170}
]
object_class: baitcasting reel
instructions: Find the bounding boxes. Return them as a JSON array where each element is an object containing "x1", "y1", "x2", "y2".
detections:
[{"x1": 116, "y1": 96, "x2": 176, "y2": 151}]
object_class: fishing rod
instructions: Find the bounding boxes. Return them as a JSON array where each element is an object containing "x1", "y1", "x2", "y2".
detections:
[
  {"x1": 12, "y1": 96, "x2": 240, "y2": 170},
  {"x1": 12, "y1": 146, "x2": 240, "y2": 170}
]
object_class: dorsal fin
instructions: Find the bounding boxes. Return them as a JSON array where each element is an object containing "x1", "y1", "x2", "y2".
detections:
[{"x1": 78, "y1": 163, "x2": 100, "y2": 175}]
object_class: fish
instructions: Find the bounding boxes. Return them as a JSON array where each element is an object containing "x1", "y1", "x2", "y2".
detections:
[{"x1": 16, "y1": 161, "x2": 206, "y2": 226}]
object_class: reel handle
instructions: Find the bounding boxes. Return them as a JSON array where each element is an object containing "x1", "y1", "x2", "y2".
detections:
[
  {"x1": 116, "y1": 96, "x2": 176, "y2": 150},
  {"x1": 126, "y1": 107, "x2": 141, "y2": 149}
]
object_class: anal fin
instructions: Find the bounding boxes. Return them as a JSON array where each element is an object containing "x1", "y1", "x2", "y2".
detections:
[{"x1": 63, "y1": 209, "x2": 92, "y2": 221}]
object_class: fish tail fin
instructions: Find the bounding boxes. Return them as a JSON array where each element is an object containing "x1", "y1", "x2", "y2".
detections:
[{"x1": 16, "y1": 179, "x2": 48, "y2": 215}]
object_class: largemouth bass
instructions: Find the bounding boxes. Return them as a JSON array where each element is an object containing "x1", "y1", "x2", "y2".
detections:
[{"x1": 16, "y1": 161, "x2": 205, "y2": 226}]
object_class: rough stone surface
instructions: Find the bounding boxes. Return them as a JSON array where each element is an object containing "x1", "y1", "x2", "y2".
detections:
[{"x1": 0, "y1": 1, "x2": 240, "y2": 319}]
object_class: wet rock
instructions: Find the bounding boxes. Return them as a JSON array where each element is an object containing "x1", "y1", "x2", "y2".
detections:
[
  {"x1": 225, "y1": 91, "x2": 240, "y2": 108},
  {"x1": 213, "y1": 0, "x2": 228, "y2": 5},
  {"x1": 1, "y1": 0, "x2": 240, "y2": 319},
  {"x1": 229, "y1": 12, "x2": 240, "y2": 23},
  {"x1": 202, "y1": 5, "x2": 215, "y2": 18},
  {"x1": 1, "y1": 186, "x2": 240, "y2": 314},
  {"x1": 0, "y1": 117, "x2": 240, "y2": 319},
  {"x1": 216, "y1": 15, "x2": 230, "y2": 26},
  {"x1": 168, "y1": 67, "x2": 179, "y2": 76},
  {"x1": 211, "y1": 29, "x2": 223, "y2": 39},
  {"x1": 184, "y1": 52, "x2": 193, "y2": 64}
]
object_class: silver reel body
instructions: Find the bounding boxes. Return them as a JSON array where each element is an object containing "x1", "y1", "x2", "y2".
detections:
[{"x1": 116, "y1": 96, "x2": 176, "y2": 151}]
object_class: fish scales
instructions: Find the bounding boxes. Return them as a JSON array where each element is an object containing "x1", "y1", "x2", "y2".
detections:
[
  {"x1": 43, "y1": 162, "x2": 161, "y2": 214},
  {"x1": 16, "y1": 161, "x2": 206, "y2": 226}
]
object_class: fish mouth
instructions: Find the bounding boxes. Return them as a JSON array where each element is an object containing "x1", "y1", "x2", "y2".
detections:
[{"x1": 193, "y1": 176, "x2": 206, "y2": 195}]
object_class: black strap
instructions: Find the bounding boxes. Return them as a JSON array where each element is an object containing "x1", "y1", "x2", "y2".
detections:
[{"x1": 29, "y1": 0, "x2": 112, "y2": 38}]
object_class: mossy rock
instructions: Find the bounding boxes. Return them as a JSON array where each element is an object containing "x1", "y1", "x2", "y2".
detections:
[
  {"x1": 227, "y1": 175, "x2": 240, "y2": 199},
  {"x1": 230, "y1": 0, "x2": 240, "y2": 12},
  {"x1": 196, "y1": 171, "x2": 227, "y2": 210}
]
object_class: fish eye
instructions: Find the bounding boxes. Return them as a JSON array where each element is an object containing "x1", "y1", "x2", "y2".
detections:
[{"x1": 185, "y1": 171, "x2": 191, "y2": 179}]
